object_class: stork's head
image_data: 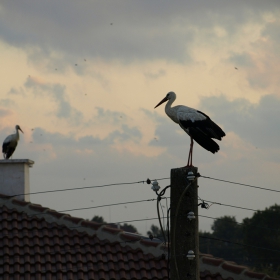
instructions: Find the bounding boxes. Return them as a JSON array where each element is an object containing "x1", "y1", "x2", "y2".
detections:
[
  {"x1": 15, "y1": 125, "x2": 24, "y2": 133},
  {"x1": 154, "y1": 91, "x2": 176, "y2": 108}
]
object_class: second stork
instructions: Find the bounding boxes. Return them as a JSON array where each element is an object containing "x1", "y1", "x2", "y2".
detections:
[{"x1": 2, "y1": 125, "x2": 24, "y2": 159}]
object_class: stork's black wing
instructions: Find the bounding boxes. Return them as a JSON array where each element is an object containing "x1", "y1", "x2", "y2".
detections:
[
  {"x1": 179, "y1": 111, "x2": 225, "y2": 140},
  {"x1": 178, "y1": 111, "x2": 225, "y2": 154},
  {"x1": 196, "y1": 111, "x2": 226, "y2": 140},
  {"x1": 2, "y1": 142, "x2": 8, "y2": 154},
  {"x1": 2, "y1": 141, "x2": 17, "y2": 159}
]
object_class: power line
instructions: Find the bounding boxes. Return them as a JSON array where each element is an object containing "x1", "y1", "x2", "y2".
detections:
[
  {"x1": 10, "y1": 177, "x2": 170, "y2": 198},
  {"x1": 199, "y1": 214, "x2": 280, "y2": 232},
  {"x1": 200, "y1": 175, "x2": 280, "y2": 193},
  {"x1": 200, "y1": 199, "x2": 258, "y2": 212},
  {"x1": 30, "y1": 197, "x2": 167, "y2": 217},
  {"x1": 199, "y1": 235, "x2": 280, "y2": 254},
  {"x1": 8, "y1": 173, "x2": 280, "y2": 199}
]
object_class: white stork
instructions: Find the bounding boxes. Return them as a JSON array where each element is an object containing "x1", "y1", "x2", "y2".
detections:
[
  {"x1": 2, "y1": 125, "x2": 24, "y2": 159},
  {"x1": 154, "y1": 92, "x2": 225, "y2": 166}
]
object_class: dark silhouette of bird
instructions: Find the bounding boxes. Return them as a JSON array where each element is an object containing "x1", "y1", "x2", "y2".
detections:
[
  {"x1": 2, "y1": 125, "x2": 24, "y2": 159},
  {"x1": 155, "y1": 92, "x2": 225, "y2": 166}
]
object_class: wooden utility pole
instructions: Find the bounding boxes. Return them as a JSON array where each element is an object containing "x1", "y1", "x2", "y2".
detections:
[{"x1": 170, "y1": 166, "x2": 199, "y2": 280}]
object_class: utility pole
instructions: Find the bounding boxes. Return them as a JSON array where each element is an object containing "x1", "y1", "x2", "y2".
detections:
[{"x1": 170, "y1": 166, "x2": 199, "y2": 280}]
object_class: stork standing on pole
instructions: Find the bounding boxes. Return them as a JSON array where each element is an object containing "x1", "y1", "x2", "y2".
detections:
[
  {"x1": 2, "y1": 125, "x2": 24, "y2": 159},
  {"x1": 154, "y1": 92, "x2": 225, "y2": 166}
]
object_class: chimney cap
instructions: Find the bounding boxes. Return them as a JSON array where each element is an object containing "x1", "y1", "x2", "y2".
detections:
[{"x1": 0, "y1": 159, "x2": 34, "y2": 167}]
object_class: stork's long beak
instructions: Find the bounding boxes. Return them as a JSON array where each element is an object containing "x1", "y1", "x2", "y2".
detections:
[
  {"x1": 19, "y1": 127, "x2": 24, "y2": 133},
  {"x1": 154, "y1": 96, "x2": 168, "y2": 109}
]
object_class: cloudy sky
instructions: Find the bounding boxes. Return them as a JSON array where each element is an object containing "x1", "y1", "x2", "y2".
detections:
[{"x1": 1, "y1": 0, "x2": 280, "y2": 235}]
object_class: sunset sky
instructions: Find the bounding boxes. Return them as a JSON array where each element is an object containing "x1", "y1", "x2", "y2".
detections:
[{"x1": 1, "y1": 0, "x2": 280, "y2": 235}]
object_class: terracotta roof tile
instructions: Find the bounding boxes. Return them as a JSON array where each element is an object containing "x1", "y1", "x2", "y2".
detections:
[
  {"x1": 11, "y1": 199, "x2": 30, "y2": 207},
  {"x1": 202, "y1": 256, "x2": 224, "y2": 266},
  {"x1": 265, "y1": 277, "x2": 280, "y2": 280},
  {"x1": 80, "y1": 220, "x2": 102, "y2": 230},
  {"x1": 0, "y1": 195, "x2": 279, "y2": 280},
  {"x1": 102, "y1": 225, "x2": 122, "y2": 234},
  {"x1": 45, "y1": 209, "x2": 69, "y2": 219},
  {"x1": 28, "y1": 204, "x2": 48, "y2": 212},
  {"x1": 120, "y1": 232, "x2": 142, "y2": 242},
  {"x1": 0, "y1": 204, "x2": 170, "y2": 279},
  {"x1": 63, "y1": 216, "x2": 83, "y2": 224},
  {"x1": 245, "y1": 270, "x2": 267, "y2": 279},
  {"x1": 222, "y1": 262, "x2": 247, "y2": 274},
  {"x1": 140, "y1": 239, "x2": 161, "y2": 247}
]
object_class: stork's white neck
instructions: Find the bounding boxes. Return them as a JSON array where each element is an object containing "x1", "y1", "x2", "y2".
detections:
[
  {"x1": 15, "y1": 128, "x2": 20, "y2": 140},
  {"x1": 164, "y1": 95, "x2": 178, "y2": 123}
]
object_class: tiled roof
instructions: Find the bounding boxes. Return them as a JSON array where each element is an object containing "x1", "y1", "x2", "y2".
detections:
[
  {"x1": 0, "y1": 194, "x2": 168, "y2": 280},
  {"x1": 0, "y1": 193, "x2": 279, "y2": 280},
  {"x1": 199, "y1": 254, "x2": 280, "y2": 280}
]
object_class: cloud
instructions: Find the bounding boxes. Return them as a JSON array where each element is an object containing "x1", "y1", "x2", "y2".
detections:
[
  {"x1": 0, "y1": 108, "x2": 12, "y2": 117},
  {"x1": 31, "y1": 125, "x2": 142, "y2": 149},
  {"x1": 199, "y1": 94, "x2": 280, "y2": 148},
  {"x1": 24, "y1": 77, "x2": 83, "y2": 124},
  {"x1": 227, "y1": 52, "x2": 254, "y2": 68},
  {"x1": 8, "y1": 87, "x2": 25, "y2": 95},
  {"x1": 95, "y1": 107, "x2": 128, "y2": 125},
  {"x1": 1, "y1": 0, "x2": 279, "y2": 64},
  {"x1": 0, "y1": 99, "x2": 15, "y2": 107},
  {"x1": 144, "y1": 69, "x2": 166, "y2": 80}
]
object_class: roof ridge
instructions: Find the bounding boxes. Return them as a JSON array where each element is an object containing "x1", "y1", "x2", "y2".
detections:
[
  {"x1": 0, "y1": 193, "x2": 166, "y2": 258},
  {"x1": 200, "y1": 254, "x2": 279, "y2": 280}
]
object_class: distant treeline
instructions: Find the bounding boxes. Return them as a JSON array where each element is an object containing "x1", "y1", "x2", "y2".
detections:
[{"x1": 91, "y1": 204, "x2": 280, "y2": 277}]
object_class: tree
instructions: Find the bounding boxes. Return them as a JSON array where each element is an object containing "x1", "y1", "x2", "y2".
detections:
[
  {"x1": 120, "y1": 223, "x2": 138, "y2": 233},
  {"x1": 199, "y1": 216, "x2": 246, "y2": 264},
  {"x1": 199, "y1": 205, "x2": 280, "y2": 276},
  {"x1": 147, "y1": 224, "x2": 168, "y2": 241},
  {"x1": 243, "y1": 204, "x2": 280, "y2": 270},
  {"x1": 91, "y1": 215, "x2": 105, "y2": 223},
  {"x1": 211, "y1": 216, "x2": 243, "y2": 241},
  {"x1": 91, "y1": 216, "x2": 138, "y2": 233}
]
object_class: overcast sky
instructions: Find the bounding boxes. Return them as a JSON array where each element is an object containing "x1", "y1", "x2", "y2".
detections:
[{"x1": 1, "y1": 0, "x2": 280, "y2": 235}]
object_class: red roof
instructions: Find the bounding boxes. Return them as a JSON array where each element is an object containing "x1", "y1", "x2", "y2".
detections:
[{"x1": 0, "y1": 193, "x2": 278, "y2": 280}]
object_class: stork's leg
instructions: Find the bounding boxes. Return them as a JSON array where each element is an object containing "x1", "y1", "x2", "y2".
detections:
[
  {"x1": 186, "y1": 137, "x2": 194, "y2": 167},
  {"x1": 190, "y1": 137, "x2": 194, "y2": 166},
  {"x1": 187, "y1": 148, "x2": 191, "y2": 167}
]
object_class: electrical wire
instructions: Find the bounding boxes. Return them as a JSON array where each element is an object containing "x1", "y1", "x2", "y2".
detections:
[
  {"x1": 154, "y1": 185, "x2": 171, "y2": 245},
  {"x1": 167, "y1": 207, "x2": 171, "y2": 280},
  {"x1": 199, "y1": 235, "x2": 280, "y2": 254},
  {"x1": 160, "y1": 200, "x2": 166, "y2": 232},
  {"x1": 157, "y1": 197, "x2": 166, "y2": 244},
  {"x1": 10, "y1": 177, "x2": 170, "y2": 198},
  {"x1": 199, "y1": 198, "x2": 258, "y2": 212},
  {"x1": 199, "y1": 214, "x2": 280, "y2": 232},
  {"x1": 29, "y1": 197, "x2": 164, "y2": 217},
  {"x1": 200, "y1": 175, "x2": 280, "y2": 193},
  {"x1": 7, "y1": 173, "x2": 280, "y2": 199}
]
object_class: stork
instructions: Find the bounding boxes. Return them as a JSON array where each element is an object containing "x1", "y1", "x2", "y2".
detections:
[
  {"x1": 2, "y1": 125, "x2": 24, "y2": 159},
  {"x1": 154, "y1": 92, "x2": 225, "y2": 166}
]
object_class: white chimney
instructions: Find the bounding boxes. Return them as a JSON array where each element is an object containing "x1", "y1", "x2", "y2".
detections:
[{"x1": 0, "y1": 159, "x2": 34, "y2": 201}]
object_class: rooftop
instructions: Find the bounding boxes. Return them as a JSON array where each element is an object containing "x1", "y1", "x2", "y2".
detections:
[{"x1": 0, "y1": 193, "x2": 278, "y2": 280}]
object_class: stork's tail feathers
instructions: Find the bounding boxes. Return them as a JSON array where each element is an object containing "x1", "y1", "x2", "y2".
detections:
[{"x1": 189, "y1": 127, "x2": 220, "y2": 153}]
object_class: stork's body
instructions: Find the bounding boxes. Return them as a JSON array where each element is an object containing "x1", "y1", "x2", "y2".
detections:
[
  {"x1": 155, "y1": 92, "x2": 225, "y2": 166},
  {"x1": 2, "y1": 125, "x2": 24, "y2": 159}
]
